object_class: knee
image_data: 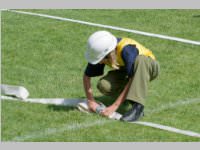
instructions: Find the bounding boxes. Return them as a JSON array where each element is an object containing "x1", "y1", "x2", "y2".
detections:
[{"x1": 97, "y1": 79, "x2": 113, "y2": 96}]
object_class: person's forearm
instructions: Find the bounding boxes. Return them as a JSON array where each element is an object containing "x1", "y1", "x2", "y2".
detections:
[
  {"x1": 101, "y1": 78, "x2": 132, "y2": 116},
  {"x1": 113, "y1": 78, "x2": 132, "y2": 108},
  {"x1": 83, "y1": 74, "x2": 95, "y2": 101},
  {"x1": 83, "y1": 74, "x2": 100, "y2": 112}
]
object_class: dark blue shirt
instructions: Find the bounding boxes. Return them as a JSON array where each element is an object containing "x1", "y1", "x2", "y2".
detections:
[{"x1": 84, "y1": 38, "x2": 139, "y2": 78}]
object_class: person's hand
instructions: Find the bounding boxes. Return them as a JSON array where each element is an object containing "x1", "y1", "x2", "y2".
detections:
[
  {"x1": 101, "y1": 104, "x2": 118, "y2": 117},
  {"x1": 87, "y1": 100, "x2": 100, "y2": 112}
]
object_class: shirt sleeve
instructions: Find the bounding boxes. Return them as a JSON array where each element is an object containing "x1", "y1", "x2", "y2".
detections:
[
  {"x1": 121, "y1": 45, "x2": 139, "y2": 77},
  {"x1": 84, "y1": 63, "x2": 105, "y2": 77}
]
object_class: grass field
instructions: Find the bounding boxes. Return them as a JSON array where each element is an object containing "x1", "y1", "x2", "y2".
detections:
[{"x1": 1, "y1": 9, "x2": 200, "y2": 142}]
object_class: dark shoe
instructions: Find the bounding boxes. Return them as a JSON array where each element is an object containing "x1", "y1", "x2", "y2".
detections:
[{"x1": 120, "y1": 102, "x2": 144, "y2": 122}]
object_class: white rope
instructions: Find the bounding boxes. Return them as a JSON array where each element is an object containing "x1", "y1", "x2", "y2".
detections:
[{"x1": 6, "y1": 9, "x2": 200, "y2": 46}]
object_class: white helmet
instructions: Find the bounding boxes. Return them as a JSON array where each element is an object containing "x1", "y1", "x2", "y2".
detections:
[{"x1": 85, "y1": 31, "x2": 117, "y2": 64}]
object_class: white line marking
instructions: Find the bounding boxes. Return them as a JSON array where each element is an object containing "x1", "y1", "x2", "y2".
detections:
[
  {"x1": 133, "y1": 121, "x2": 200, "y2": 138},
  {"x1": 2, "y1": 96, "x2": 200, "y2": 113},
  {"x1": 2, "y1": 95, "x2": 200, "y2": 139},
  {"x1": 1, "y1": 95, "x2": 86, "y2": 107},
  {"x1": 11, "y1": 119, "x2": 111, "y2": 141},
  {"x1": 146, "y1": 98, "x2": 200, "y2": 115},
  {"x1": 6, "y1": 9, "x2": 200, "y2": 46}
]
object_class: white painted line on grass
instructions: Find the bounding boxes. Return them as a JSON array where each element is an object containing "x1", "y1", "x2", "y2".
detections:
[
  {"x1": 10, "y1": 119, "x2": 200, "y2": 141},
  {"x1": 2, "y1": 96, "x2": 200, "y2": 113},
  {"x1": 7, "y1": 9, "x2": 200, "y2": 46},
  {"x1": 2, "y1": 95, "x2": 200, "y2": 139},
  {"x1": 1, "y1": 95, "x2": 86, "y2": 107},
  {"x1": 11, "y1": 119, "x2": 111, "y2": 141},
  {"x1": 146, "y1": 98, "x2": 200, "y2": 115},
  {"x1": 133, "y1": 121, "x2": 200, "y2": 138}
]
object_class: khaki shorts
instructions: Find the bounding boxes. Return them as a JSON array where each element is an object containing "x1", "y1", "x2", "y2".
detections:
[{"x1": 97, "y1": 55, "x2": 160, "y2": 106}]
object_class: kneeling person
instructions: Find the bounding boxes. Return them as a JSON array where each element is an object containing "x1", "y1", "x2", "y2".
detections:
[{"x1": 83, "y1": 30, "x2": 160, "y2": 122}]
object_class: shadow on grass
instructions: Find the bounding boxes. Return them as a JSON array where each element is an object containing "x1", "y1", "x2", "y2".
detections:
[
  {"x1": 193, "y1": 15, "x2": 200, "y2": 18},
  {"x1": 46, "y1": 95, "x2": 131, "y2": 114},
  {"x1": 47, "y1": 96, "x2": 86, "y2": 112},
  {"x1": 95, "y1": 96, "x2": 132, "y2": 114},
  {"x1": 47, "y1": 105, "x2": 75, "y2": 112}
]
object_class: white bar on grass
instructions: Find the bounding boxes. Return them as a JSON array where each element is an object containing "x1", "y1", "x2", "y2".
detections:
[
  {"x1": 133, "y1": 121, "x2": 200, "y2": 138},
  {"x1": 1, "y1": 84, "x2": 29, "y2": 99},
  {"x1": 1, "y1": 95, "x2": 86, "y2": 107},
  {"x1": 2, "y1": 95, "x2": 200, "y2": 138},
  {"x1": 8, "y1": 9, "x2": 200, "y2": 46}
]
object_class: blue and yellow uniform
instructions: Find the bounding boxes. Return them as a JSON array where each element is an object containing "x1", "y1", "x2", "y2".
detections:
[
  {"x1": 84, "y1": 37, "x2": 159, "y2": 106},
  {"x1": 85, "y1": 37, "x2": 155, "y2": 78}
]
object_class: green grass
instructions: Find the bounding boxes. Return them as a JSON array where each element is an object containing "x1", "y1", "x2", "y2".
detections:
[{"x1": 1, "y1": 9, "x2": 200, "y2": 142}]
